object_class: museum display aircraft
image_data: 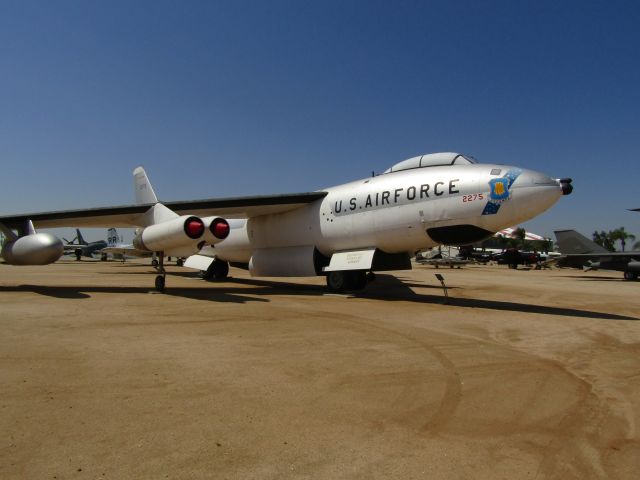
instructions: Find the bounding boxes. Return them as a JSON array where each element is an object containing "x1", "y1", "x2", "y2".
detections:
[
  {"x1": 1, "y1": 152, "x2": 572, "y2": 292},
  {"x1": 554, "y1": 229, "x2": 639, "y2": 280},
  {"x1": 62, "y1": 228, "x2": 108, "y2": 261}
]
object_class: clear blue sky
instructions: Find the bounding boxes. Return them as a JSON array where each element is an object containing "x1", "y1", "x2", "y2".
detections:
[{"x1": 1, "y1": 0, "x2": 639, "y2": 244}]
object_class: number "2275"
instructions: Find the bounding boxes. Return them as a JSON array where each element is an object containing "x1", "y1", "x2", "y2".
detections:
[{"x1": 462, "y1": 193, "x2": 484, "y2": 202}]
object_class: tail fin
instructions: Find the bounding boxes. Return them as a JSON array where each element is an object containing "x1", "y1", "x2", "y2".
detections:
[
  {"x1": 133, "y1": 166, "x2": 159, "y2": 205},
  {"x1": 132, "y1": 166, "x2": 178, "y2": 226},
  {"x1": 554, "y1": 230, "x2": 609, "y2": 254},
  {"x1": 107, "y1": 228, "x2": 119, "y2": 247},
  {"x1": 76, "y1": 229, "x2": 87, "y2": 245}
]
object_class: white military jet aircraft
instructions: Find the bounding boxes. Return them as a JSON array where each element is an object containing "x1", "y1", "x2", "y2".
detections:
[{"x1": 0, "y1": 152, "x2": 572, "y2": 293}]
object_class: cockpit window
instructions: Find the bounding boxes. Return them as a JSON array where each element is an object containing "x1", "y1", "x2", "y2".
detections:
[
  {"x1": 452, "y1": 155, "x2": 476, "y2": 165},
  {"x1": 383, "y1": 152, "x2": 478, "y2": 174}
]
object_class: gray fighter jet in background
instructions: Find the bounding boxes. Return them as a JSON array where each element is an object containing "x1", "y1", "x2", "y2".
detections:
[
  {"x1": 63, "y1": 229, "x2": 107, "y2": 261},
  {"x1": 554, "y1": 229, "x2": 640, "y2": 280}
]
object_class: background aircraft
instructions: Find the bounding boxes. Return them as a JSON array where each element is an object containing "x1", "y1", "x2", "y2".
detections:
[
  {"x1": 62, "y1": 229, "x2": 107, "y2": 261},
  {"x1": 554, "y1": 229, "x2": 640, "y2": 280},
  {"x1": 1, "y1": 153, "x2": 571, "y2": 292}
]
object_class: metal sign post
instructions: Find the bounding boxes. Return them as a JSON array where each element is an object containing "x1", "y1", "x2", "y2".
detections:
[{"x1": 434, "y1": 273, "x2": 448, "y2": 304}]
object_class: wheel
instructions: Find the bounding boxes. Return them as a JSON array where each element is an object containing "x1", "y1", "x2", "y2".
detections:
[
  {"x1": 151, "y1": 259, "x2": 159, "y2": 267},
  {"x1": 624, "y1": 271, "x2": 638, "y2": 281},
  {"x1": 176, "y1": 258, "x2": 184, "y2": 267},
  {"x1": 326, "y1": 271, "x2": 367, "y2": 292},
  {"x1": 348, "y1": 270, "x2": 367, "y2": 291},
  {"x1": 203, "y1": 259, "x2": 229, "y2": 281},
  {"x1": 100, "y1": 253, "x2": 108, "y2": 261},
  {"x1": 154, "y1": 275, "x2": 165, "y2": 292},
  {"x1": 75, "y1": 249, "x2": 82, "y2": 261},
  {"x1": 213, "y1": 259, "x2": 229, "y2": 279},
  {"x1": 326, "y1": 271, "x2": 347, "y2": 292}
]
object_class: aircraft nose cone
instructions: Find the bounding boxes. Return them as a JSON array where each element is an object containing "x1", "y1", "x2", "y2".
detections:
[
  {"x1": 514, "y1": 170, "x2": 559, "y2": 188},
  {"x1": 494, "y1": 168, "x2": 564, "y2": 226}
]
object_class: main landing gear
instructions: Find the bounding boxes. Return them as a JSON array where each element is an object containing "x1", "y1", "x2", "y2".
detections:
[
  {"x1": 326, "y1": 270, "x2": 369, "y2": 293},
  {"x1": 154, "y1": 252, "x2": 166, "y2": 293},
  {"x1": 202, "y1": 259, "x2": 229, "y2": 281}
]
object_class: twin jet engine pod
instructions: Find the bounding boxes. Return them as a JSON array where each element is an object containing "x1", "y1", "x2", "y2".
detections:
[
  {"x1": 203, "y1": 217, "x2": 230, "y2": 245},
  {"x1": 133, "y1": 215, "x2": 206, "y2": 253},
  {"x1": 1, "y1": 233, "x2": 64, "y2": 265}
]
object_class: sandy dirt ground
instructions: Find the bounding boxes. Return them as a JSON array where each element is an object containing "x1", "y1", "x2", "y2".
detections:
[{"x1": 1, "y1": 259, "x2": 639, "y2": 479}]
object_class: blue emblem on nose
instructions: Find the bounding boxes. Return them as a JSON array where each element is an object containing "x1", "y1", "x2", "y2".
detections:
[
  {"x1": 482, "y1": 168, "x2": 522, "y2": 215},
  {"x1": 489, "y1": 178, "x2": 510, "y2": 201}
]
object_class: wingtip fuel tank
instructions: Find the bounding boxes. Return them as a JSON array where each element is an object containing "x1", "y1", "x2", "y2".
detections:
[{"x1": 1, "y1": 233, "x2": 64, "y2": 265}]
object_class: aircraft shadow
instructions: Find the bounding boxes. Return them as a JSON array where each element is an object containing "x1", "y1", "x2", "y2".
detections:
[
  {"x1": 359, "y1": 275, "x2": 636, "y2": 320},
  {"x1": 200, "y1": 275, "x2": 637, "y2": 321},
  {"x1": 1, "y1": 274, "x2": 634, "y2": 320},
  {"x1": 557, "y1": 274, "x2": 634, "y2": 282},
  {"x1": 0, "y1": 284, "x2": 268, "y2": 304}
]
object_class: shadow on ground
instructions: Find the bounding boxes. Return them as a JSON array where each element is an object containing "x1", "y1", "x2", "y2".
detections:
[{"x1": 1, "y1": 273, "x2": 636, "y2": 320}]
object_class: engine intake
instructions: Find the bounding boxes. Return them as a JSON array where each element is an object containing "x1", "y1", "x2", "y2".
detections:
[{"x1": 203, "y1": 217, "x2": 231, "y2": 245}]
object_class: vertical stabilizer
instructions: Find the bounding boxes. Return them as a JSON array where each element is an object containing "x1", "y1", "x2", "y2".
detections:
[
  {"x1": 133, "y1": 166, "x2": 159, "y2": 205},
  {"x1": 107, "y1": 228, "x2": 119, "y2": 247},
  {"x1": 76, "y1": 229, "x2": 87, "y2": 245},
  {"x1": 554, "y1": 230, "x2": 609, "y2": 254}
]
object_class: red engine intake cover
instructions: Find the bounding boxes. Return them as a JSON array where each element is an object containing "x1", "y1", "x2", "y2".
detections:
[
  {"x1": 184, "y1": 217, "x2": 205, "y2": 239},
  {"x1": 210, "y1": 218, "x2": 230, "y2": 240}
]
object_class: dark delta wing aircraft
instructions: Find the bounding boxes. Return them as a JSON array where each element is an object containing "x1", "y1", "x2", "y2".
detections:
[
  {"x1": 554, "y1": 229, "x2": 640, "y2": 281},
  {"x1": 1, "y1": 152, "x2": 572, "y2": 293}
]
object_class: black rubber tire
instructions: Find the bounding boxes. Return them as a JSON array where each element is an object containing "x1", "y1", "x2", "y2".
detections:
[
  {"x1": 348, "y1": 270, "x2": 367, "y2": 291},
  {"x1": 75, "y1": 249, "x2": 82, "y2": 261},
  {"x1": 326, "y1": 271, "x2": 367, "y2": 292},
  {"x1": 326, "y1": 271, "x2": 347, "y2": 292},
  {"x1": 151, "y1": 259, "x2": 159, "y2": 268},
  {"x1": 176, "y1": 258, "x2": 184, "y2": 267},
  {"x1": 203, "y1": 259, "x2": 229, "y2": 281},
  {"x1": 155, "y1": 275, "x2": 165, "y2": 292}
]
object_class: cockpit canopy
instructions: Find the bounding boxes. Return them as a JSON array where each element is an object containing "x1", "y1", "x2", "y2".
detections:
[{"x1": 383, "y1": 152, "x2": 477, "y2": 174}]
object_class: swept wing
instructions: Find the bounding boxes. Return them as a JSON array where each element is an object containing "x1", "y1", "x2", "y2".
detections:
[{"x1": 0, "y1": 192, "x2": 327, "y2": 230}]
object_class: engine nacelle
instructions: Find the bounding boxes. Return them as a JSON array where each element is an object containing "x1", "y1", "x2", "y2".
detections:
[
  {"x1": 1, "y1": 233, "x2": 64, "y2": 265},
  {"x1": 133, "y1": 216, "x2": 205, "y2": 253},
  {"x1": 202, "y1": 216, "x2": 230, "y2": 245},
  {"x1": 249, "y1": 245, "x2": 320, "y2": 277}
]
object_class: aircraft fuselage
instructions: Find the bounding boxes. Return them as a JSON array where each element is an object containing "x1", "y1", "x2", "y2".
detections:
[{"x1": 211, "y1": 163, "x2": 564, "y2": 267}]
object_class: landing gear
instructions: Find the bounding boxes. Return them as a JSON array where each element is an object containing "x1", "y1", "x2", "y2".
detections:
[
  {"x1": 326, "y1": 270, "x2": 368, "y2": 293},
  {"x1": 151, "y1": 258, "x2": 159, "y2": 268},
  {"x1": 176, "y1": 258, "x2": 184, "y2": 267},
  {"x1": 624, "y1": 271, "x2": 638, "y2": 281},
  {"x1": 202, "y1": 259, "x2": 229, "y2": 281},
  {"x1": 154, "y1": 274, "x2": 165, "y2": 292},
  {"x1": 75, "y1": 249, "x2": 82, "y2": 261},
  {"x1": 100, "y1": 253, "x2": 108, "y2": 261},
  {"x1": 154, "y1": 252, "x2": 166, "y2": 293}
]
